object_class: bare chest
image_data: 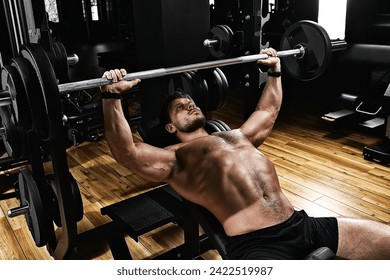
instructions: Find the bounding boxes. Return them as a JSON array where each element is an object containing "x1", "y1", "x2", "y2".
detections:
[{"x1": 174, "y1": 131, "x2": 251, "y2": 168}]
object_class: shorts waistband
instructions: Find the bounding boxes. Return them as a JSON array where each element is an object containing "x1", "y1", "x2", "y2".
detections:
[{"x1": 227, "y1": 210, "x2": 305, "y2": 241}]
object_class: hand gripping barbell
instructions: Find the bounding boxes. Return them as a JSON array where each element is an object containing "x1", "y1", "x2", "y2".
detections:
[{"x1": 0, "y1": 20, "x2": 346, "y2": 143}]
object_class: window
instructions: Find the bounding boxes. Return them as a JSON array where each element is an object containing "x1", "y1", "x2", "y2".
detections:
[
  {"x1": 269, "y1": 0, "x2": 276, "y2": 13},
  {"x1": 81, "y1": 0, "x2": 100, "y2": 21},
  {"x1": 44, "y1": 0, "x2": 59, "y2": 23},
  {"x1": 90, "y1": 0, "x2": 99, "y2": 21},
  {"x1": 318, "y1": 0, "x2": 347, "y2": 40}
]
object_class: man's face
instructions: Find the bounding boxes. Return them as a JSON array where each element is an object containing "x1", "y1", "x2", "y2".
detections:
[{"x1": 166, "y1": 98, "x2": 206, "y2": 133}]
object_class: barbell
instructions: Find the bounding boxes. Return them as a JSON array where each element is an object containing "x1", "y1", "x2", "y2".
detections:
[
  {"x1": 0, "y1": 20, "x2": 345, "y2": 144},
  {"x1": 59, "y1": 47, "x2": 304, "y2": 94}
]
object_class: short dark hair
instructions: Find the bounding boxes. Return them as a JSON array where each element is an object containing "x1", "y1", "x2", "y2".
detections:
[{"x1": 159, "y1": 89, "x2": 194, "y2": 127}]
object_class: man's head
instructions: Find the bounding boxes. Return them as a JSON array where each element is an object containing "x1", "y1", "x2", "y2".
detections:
[{"x1": 160, "y1": 89, "x2": 206, "y2": 135}]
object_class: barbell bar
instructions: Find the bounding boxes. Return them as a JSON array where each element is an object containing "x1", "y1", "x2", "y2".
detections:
[{"x1": 58, "y1": 46, "x2": 304, "y2": 94}]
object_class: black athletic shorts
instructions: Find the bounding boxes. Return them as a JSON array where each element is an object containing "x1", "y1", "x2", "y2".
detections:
[{"x1": 225, "y1": 210, "x2": 338, "y2": 260}]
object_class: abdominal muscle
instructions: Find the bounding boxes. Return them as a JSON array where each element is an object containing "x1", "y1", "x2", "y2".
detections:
[{"x1": 169, "y1": 132, "x2": 294, "y2": 237}]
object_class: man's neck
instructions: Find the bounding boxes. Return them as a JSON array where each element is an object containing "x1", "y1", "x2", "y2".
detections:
[{"x1": 178, "y1": 128, "x2": 209, "y2": 143}]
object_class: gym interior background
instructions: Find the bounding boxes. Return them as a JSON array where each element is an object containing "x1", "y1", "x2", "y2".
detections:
[{"x1": 0, "y1": 0, "x2": 389, "y2": 260}]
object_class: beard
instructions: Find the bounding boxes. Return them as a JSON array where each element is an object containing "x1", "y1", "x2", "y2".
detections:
[{"x1": 176, "y1": 115, "x2": 206, "y2": 133}]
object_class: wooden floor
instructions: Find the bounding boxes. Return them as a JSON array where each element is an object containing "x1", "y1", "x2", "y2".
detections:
[{"x1": 0, "y1": 86, "x2": 389, "y2": 260}]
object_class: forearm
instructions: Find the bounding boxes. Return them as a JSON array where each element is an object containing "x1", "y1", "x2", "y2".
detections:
[
  {"x1": 255, "y1": 73, "x2": 283, "y2": 119},
  {"x1": 103, "y1": 99, "x2": 136, "y2": 162},
  {"x1": 239, "y1": 48, "x2": 283, "y2": 146}
]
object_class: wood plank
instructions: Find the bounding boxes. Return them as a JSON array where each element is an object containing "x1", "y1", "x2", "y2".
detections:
[
  {"x1": 263, "y1": 140, "x2": 390, "y2": 198},
  {"x1": 278, "y1": 176, "x2": 323, "y2": 202},
  {"x1": 270, "y1": 156, "x2": 390, "y2": 222},
  {"x1": 282, "y1": 189, "x2": 339, "y2": 217},
  {"x1": 71, "y1": 165, "x2": 122, "y2": 207},
  {"x1": 139, "y1": 224, "x2": 184, "y2": 259},
  {"x1": 13, "y1": 228, "x2": 52, "y2": 259},
  {"x1": 0, "y1": 216, "x2": 26, "y2": 260},
  {"x1": 315, "y1": 196, "x2": 385, "y2": 222},
  {"x1": 0, "y1": 198, "x2": 27, "y2": 231},
  {"x1": 67, "y1": 147, "x2": 141, "y2": 198}
]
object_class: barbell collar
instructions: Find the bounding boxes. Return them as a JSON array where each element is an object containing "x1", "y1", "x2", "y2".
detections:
[
  {"x1": 7, "y1": 204, "x2": 30, "y2": 218},
  {"x1": 58, "y1": 47, "x2": 303, "y2": 94}
]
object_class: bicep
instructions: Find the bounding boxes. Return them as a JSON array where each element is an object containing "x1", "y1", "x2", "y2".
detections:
[
  {"x1": 239, "y1": 109, "x2": 276, "y2": 147},
  {"x1": 118, "y1": 143, "x2": 176, "y2": 182}
]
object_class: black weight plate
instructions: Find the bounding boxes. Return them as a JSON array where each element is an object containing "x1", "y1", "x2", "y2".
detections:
[
  {"x1": 181, "y1": 72, "x2": 199, "y2": 106},
  {"x1": 222, "y1": 24, "x2": 235, "y2": 52},
  {"x1": 0, "y1": 108, "x2": 4, "y2": 155},
  {"x1": 47, "y1": 172, "x2": 83, "y2": 227},
  {"x1": 280, "y1": 20, "x2": 332, "y2": 81},
  {"x1": 168, "y1": 72, "x2": 207, "y2": 110},
  {"x1": 196, "y1": 72, "x2": 209, "y2": 111},
  {"x1": 20, "y1": 43, "x2": 63, "y2": 141},
  {"x1": 222, "y1": 25, "x2": 234, "y2": 37},
  {"x1": 201, "y1": 69, "x2": 218, "y2": 111},
  {"x1": 46, "y1": 48, "x2": 58, "y2": 81},
  {"x1": 205, "y1": 120, "x2": 222, "y2": 133},
  {"x1": 213, "y1": 119, "x2": 231, "y2": 131},
  {"x1": 208, "y1": 68, "x2": 225, "y2": 111},
  {"x1": 169, "y1": 74, "x2": 185, "y2": 92},
  {"x1": 14, "y1": 55, "x2": 47, "y2": 137},
  {"x1": 168, "y1": 73, "x2": 193, "y2": 97},
  {"x1": 188, "y1": 71, "x2": 208, "y2": 111},
  {"x1": 19, "y1": 168, "x2": 49, "y2": 247},
  {"x1": 69, "y1": 172, "x2": 84, "y2": 222},
  {"x1": 45, "y1": 173, "x2": 61, "y2": 226},
  {"x1": 212, "y1": 69, "x2": 224, "y2": 110},
  {"x1": 209, "y1": 119, "x2": 225, "y2": 132},
  {"x1": 1, "y1": 65, "x2": 20, "y2": 125},
  {"x1": 53, "y1": 42, "x2": 70, "y2": 83},
  {"x1": 214, "y1": 68, "x2": 229, "y2": 110},
  {"x1": 10, "y1": 57, "x2": 34, "y2": 130},
  {"x1": 0, "y1": 139, "x2": 5, "y2": 156},
  {"x1": 208, "y1": 25, "x2": 235, "y2": 59},
  {"x1": 184, "y1": 71, "x2": 208, "y2": 111},
  {"x1": 0, "y1": 107, "x2": 22, "y2": 158}
]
